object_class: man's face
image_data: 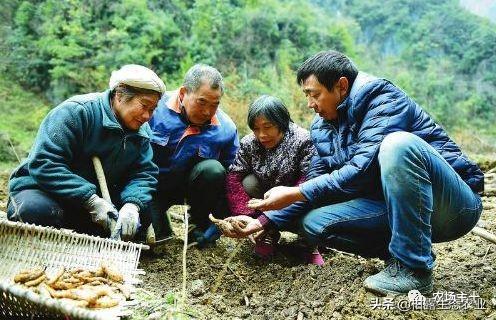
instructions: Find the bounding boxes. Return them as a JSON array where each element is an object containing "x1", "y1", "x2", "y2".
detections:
[
  {"x1": 114, "y1": 93, "x2": 160, "y2": 130},
  {"x1": 180, "y1": 83, "x2": 222, "y2": 125},
  {"x1": 302, "y1": 75, "x2": 348, "y2": 121}
]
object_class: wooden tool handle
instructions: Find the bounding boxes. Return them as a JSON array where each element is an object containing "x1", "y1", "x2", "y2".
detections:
[
  {"x1": 472, "y1": 226, "x2": 496, "y2": 244},
  {"x1": 91, "y1": 156, "x2": 119, "y2": 239}
]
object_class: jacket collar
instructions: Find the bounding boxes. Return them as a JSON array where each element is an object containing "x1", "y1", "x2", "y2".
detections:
[
  {"x1": 165, "y1": 90, "x2": 220, "y2": 126},
  {"x1": 100, "y1": 90, "x2": 150, "y2": 138},
  {"x1": 349, "y1": 72, "x2": 378, "y2": 101},
  {"x1": 337, "y1": 96, "x2": 350, "y2": 111},
  {"x1": 336, "y1": 71, "x2": 378, "y2": 113}
]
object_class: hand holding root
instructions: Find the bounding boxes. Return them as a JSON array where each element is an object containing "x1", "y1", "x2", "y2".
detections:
[
  {"x1": 209, "y1": 214, "x2": 263, "y2": 238},
  {"x1": 209, "y1": 214, "x2": 246, "y2": 237},
  {"x1": 209, "y1": 214, "x2": 234, "y2": 233}
]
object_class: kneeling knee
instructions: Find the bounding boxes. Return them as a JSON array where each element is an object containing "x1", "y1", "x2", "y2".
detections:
[
  {"x1": 7, "y1": 191, "x2": 64, "y2": 225},
  {"x1": 196, "y1": 160, "x2": 226, "y2": 182},
  {"x1": 379, "y1": 131, "x2": 424, "y2": 169}
]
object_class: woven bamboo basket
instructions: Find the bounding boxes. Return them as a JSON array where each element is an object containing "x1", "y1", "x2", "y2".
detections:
[{"x1": 0, "y1": 219, "x2": 149, "y2": 320}]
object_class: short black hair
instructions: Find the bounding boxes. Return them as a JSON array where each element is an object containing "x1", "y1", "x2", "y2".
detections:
[
  {"x1": 296, "y1": 50, "x2": 358, "y2": 92},
  {"x1": 247, "y1": 95, "x2": 292, "y2": 132}
]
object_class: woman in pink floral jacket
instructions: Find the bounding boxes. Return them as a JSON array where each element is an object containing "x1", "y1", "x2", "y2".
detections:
[{"x1": 226, "y1": 95, "x2": 323, "y2": 264}]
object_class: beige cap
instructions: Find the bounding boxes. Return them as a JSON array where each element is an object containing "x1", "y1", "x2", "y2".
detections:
[{"x1": 109, "y1": 64, "x2": 166, "y2": 94}]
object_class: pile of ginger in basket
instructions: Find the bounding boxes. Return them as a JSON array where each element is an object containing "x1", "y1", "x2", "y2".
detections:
[{"x1": 13, "y1": 264, "x2": 130, "y2": 309}]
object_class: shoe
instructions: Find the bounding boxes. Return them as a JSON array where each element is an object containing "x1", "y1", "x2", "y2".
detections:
[
  {"x1": 188, "y1": 227, "x2": 204, "y2": 244},
  {"x1": 196, "y1": 223, "x2": 221, "y2": 249},
  {"x1": 305, "y1": 249, "x2": 324, "y2": 266},
  {"x1": 363, "y1": 258, "x2": 433, "y2": 296},
  {"x1": 254, "y1": 230, "x2": 280, "y2": 259}
]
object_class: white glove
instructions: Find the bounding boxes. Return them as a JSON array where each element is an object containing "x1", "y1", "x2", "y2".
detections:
[
  {"x1": 111, "y1": 203, "x2": 140, "y2": 241},
  {"x1": 83, "y1": 194, "x2": 118, "y2": 231}
]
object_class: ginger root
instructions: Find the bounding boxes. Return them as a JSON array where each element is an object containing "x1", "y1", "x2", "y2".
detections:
[
  {"x1": 25, "y1": 274, "x2": 47, "y2": 287},
  {"x1": 14, "y1": 267, "x2": 45, "y2": 284},
  {"x1": 101, "y1": 264, "x2": 123, "y2": 283},
  {"x1": 47, "y1": 267, "x2": 65, "y2": 285},
  {"x1": 209, "y1": 214, "x2": 235, "y2": 233},
  {"x1": 12, "y1": 264, "x2": 128, "y2": 309}
]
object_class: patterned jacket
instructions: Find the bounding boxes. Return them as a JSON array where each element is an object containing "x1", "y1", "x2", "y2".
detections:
[{"x1": 227, "y1": 122, "x2": 315, "y2": 216}]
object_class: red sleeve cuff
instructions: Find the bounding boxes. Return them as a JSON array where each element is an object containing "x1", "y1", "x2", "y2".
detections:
[{"x1": 256, "y1": 214, "x2": 272, "y2": 228}]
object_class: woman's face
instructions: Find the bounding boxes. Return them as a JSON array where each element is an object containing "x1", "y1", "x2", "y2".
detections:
[
  {"x1": 113, "y1": 93, "x2": 160, "y2": 130},
  {"x1": 252, "y1": 116, "x2": 284, "y2": 149}
]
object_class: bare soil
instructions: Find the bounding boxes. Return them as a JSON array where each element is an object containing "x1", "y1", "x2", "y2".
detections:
[{"x1": 1, "y1": 170, "x2": 495, "y2": 320}]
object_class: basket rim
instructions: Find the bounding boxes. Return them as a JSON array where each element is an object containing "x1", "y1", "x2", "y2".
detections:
[{"x1": 0, "y1": 219, "x2": 150, "y2": 251}]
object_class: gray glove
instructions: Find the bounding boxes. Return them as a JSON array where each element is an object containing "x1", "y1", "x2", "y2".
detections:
[
  {"x1": 83, "y1": 194, "x2": 118, "y2": 231},
  {"x1": 111, "y1": 203, "x2": 140, "y2": 241}
]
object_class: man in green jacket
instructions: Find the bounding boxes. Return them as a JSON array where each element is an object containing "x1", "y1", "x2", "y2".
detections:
[{"x1": 7, "y1": 65, "x2": 164, "y2": 241}]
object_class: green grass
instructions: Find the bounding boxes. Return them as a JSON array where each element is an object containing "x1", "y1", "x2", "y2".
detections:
[{"x1": 0, "y1": 75, "x2": 50, "y2": 161}]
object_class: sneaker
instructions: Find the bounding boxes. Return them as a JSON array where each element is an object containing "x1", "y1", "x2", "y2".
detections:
[
  {"x1": 363, "y1": 258, "x2": 433, "y2": 296},
  {"x1": 254, "y1": 230, "x2": 280, "y2": 259},
  {"x1": 188, "y1": 227, "x2": 204, "y2": 245},
  {"x1": 305, "y1": 249, "x2": 324, "y2": 266}
]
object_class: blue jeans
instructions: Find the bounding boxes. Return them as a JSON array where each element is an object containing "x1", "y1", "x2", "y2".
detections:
[{"x1": 302, "y1": 132, "x2": 482, "y2": 270}]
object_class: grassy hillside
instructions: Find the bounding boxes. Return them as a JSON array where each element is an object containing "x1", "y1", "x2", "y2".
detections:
[{"x1": 0, "y1": 75, "x2": 49, "y2": 168}]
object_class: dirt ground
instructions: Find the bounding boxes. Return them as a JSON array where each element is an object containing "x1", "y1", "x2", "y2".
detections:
[{"x1": 1, "y1": 169, "x2": 495, "y2": 320}]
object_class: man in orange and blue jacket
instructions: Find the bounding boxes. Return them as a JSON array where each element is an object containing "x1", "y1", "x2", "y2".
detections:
[{"x1": 148, "y1": 64, "x2": 239, "y2": 245}]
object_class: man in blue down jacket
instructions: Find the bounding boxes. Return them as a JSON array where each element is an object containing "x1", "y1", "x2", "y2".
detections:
[
  {"x1": 8, "y1": 65, "x2": 163, "y2": 241},
  {"x1": 227, "y1": 51, "x2": 484, "y2": 295}
]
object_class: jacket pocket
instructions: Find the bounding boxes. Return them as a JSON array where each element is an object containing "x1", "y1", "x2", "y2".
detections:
[{"x1": 150, "y1": 133, "x2": 173, "y2": 168}]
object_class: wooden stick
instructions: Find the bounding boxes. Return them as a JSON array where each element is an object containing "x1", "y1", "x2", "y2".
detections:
[
  {"x1": 227, "y1": 265, "x2": 245, "y2": 284},
  {"x1": 91, "y1": 156, "x2": 118, "y2": 239},
  {"x1": 180, "y1": 199, "x2": 189, "y2": 310},
  {"x1": 92, "y1": 156, "x2": 111, "y2": 203},
  {"x1": 472, "y1": 226, "x2": 496, "y2": 244}
]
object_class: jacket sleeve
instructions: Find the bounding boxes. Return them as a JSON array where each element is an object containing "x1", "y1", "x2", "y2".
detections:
[
  {"x1": 263, "y1": 149, "x2": 319, "y2": 228},
  {"x1": 229, "y1": 137, "x2": 252, "y2": 174},
  {"x1": 219, "y1": 129, "x2": 240, "y2": 169},
  {"x1": 226, "y1": 139, "x2": 256, "y2": 216},
  {"x1": 119, "y1": 140, "x2": 159, "y2": 211},
  {"x1": 263, "y1": 201, "x2": 313, "y2": 229},
  {"x1": 28, "y1": 103, "x2": 97, "y2": 202},
  {"x1": 226, "y1": 172, "x2": 256, "y2": 216},
  {"x1": 305, "y1": 154, "x2": 329, "y2": 181},
  {"x1": 300, "y1": 82, "x2": 412, "y2": 204}
]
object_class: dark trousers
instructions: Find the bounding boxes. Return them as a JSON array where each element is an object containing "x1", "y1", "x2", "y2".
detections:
[
  {"x1": 7, "y1": 189, "x2": 152, "y2": 238},
  {"x1": 151, "y1": 159, "x2": 230, "y2": 239}
]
